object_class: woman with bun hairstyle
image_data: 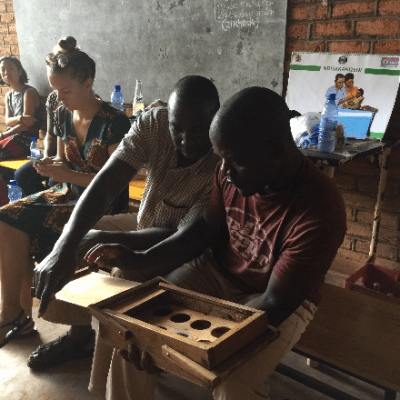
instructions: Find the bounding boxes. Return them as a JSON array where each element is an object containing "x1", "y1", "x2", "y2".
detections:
[{"x1": 0, "y1": 37, "x2": 130, "y2": 348}]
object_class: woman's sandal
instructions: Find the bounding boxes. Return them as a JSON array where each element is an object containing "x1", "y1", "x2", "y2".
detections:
[{"x1": 0, "y1": 310, "x2": 37, "y2": 348}]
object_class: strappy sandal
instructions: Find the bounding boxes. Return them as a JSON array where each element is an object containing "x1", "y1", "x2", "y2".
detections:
[{"x1": 0, "y1": 310, "x2": 37, "y2": 349}]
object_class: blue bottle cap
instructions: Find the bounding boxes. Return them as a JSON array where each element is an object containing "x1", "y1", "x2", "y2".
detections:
[
  {"x1": 114, "y1": 85, "x2": 121, "y2": 91},
  {"x1": 327, "y1": 93, "x2": 336, "y2": 101},
  {"x1": 31, "y1": 137, "x2": 37, "y2": 142},
  {"x1": 9, "y1": 180, "x2": 17, "y2": 185}
]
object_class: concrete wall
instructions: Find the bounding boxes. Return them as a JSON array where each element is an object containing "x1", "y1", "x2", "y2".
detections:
[{"x1": 1, "y1": 0, "x2": 400, "y2": 280}]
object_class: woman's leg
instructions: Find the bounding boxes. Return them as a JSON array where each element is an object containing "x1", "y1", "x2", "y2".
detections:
[{"x1": 0, "y1": 221, "x2": 32, "y2": 341}]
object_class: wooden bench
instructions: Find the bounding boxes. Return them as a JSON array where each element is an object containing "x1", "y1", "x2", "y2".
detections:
[
  {"x1": 276, "y1": 283, "x2": 400, "y2": 400},
  {"x1": 0, "y1": 159, "x2": 146, "y2": 208}
]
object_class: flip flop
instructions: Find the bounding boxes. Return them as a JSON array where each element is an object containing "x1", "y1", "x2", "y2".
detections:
[{"x1": 0, "y1": 310, "x2": 37, "y2": 349}]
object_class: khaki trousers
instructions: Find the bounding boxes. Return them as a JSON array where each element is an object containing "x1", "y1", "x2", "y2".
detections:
[{"x1": 101, "y1": 250, "x2": 317, "y2": 400}]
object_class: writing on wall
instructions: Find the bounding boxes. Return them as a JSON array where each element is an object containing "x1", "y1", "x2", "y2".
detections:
[{"x1": 215, "y1": 0, "x2": 274, "y2": 31}]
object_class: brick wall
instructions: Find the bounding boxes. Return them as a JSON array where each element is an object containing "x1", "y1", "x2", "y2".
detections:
[
  {"x1": 2, "y1": 0, "x2": 400, "y2": 277},
  {"x1": 0, "y1": 0, "x2": 17, "y2": 130},
  {"x1": 285, "y1": 0, "x2": 400, "y2": 277}
]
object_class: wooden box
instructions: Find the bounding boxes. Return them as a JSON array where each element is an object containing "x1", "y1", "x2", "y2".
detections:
[{"x1": 89, "y1": 276, "x2": 278, "y2": 388}]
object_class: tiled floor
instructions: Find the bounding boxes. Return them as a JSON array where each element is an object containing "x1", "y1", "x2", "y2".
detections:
[{"x1": 0, "y1": 300, "x2": 397, "y2": 400}]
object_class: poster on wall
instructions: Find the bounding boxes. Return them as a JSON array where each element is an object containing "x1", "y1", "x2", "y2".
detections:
[{"x1": 286, "y1": 52, "x2": 400, "y2": 139}]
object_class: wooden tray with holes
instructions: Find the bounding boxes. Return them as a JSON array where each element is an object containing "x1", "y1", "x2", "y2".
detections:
[{"x1": 89, "y1": 276, "x2": 278, "y2": 389}]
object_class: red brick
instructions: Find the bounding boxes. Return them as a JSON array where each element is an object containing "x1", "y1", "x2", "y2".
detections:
[
  {"x1": 332, "y1": 2, "x2": 375, "y2": 18},
  {"x1": 0, "y1": 46, "x2": 10, "y2": 56},
  {"x1": 6, "y1": 2, "x2": 13, "y2": 12},
  {"x1": 291, "y1": 5, "x2": 313, "y2": 20},
  {"x1": 286, "y1": 40, "x2": 325, "y2": 54},
  {"x1": 0, "y1": 13, "x2": 14, "y2": 23},
  {"x1": 347, "y1": 220, "x2": 372, "y2": 238},
  {"x1": 376, "y1": 243, "x2": 398, "y2": 260},
  {"x1": 3, "y1": 33, "x2": 17, "y2": 45},
  {"x1": 359, "y1": 211, "x2": 399, "y2": 231},
  {"x1": 315, "y1": 5, "x2": 328, "y2": 19},
  {"x1": 338, "y1": 160, "x2": 380, "y2": 177},
  {"x1": 356, "y1": 19, "x2": 399, "y2": 36},
  {"x1": 333, "y1": 174, "x2": 355, "y2": 190},
  {"x1": 383, "y1": 198, "x2": 400, "y2": 213},
  {"x1": 341, "y1": 192, "x2": 377, "y2": 210},
  {"x1": 0, "y1": 25, "x2": 7, "y2": 34},
  {"x1": 328, "y1": 41, "x2": 370, "y2": 54},
  {"x1": 345, "y1": 206, "x2": 354, "y2": 221},
  {"x1": 374, "y1": 40, "x2": 400, "y2": 54},
  {"x1": 388, "y1": 165, "x2": 400, "y2": 181},
  {"x1": 379, "y1": 0, "x2": 400, "y2": 16},
  {"x1": 10, "y1": 45, "x2": 19, "y2": 55},
  {"x1": 341, "y1": 236, "x2": 352, "y2": 250},
  {"x1": 284, "y1": 60, "x2": 291, "y2": 74},
  {"x1": 315, "y1": 21, "x2": 352, "y2": 38},
  {"x1": 7, "y1": 23, "x2": 16, "y2": 33},
  {"x1": 374, "y1": 228, "x2": 400, "y2": 246},
  {"x1": 287, "y1": 23, "x2": 308, "y2": 39},
  {"x1": 371, "y1": 256, "x2": 400, "y2": 271},
  {"x1": 336, "y1": 248, "x2": 369, "y2": 264},
  {"x1": 357, "y1": 210, "x2": 374, "y2": 225},
  {"x1": 0, "y1": 3, "x2": 6, "y2": 12},
  {"x1": 354, "y1": 238, "x2": 370, "y2": 254},
  {"x1": 358, "y1": 178, "x2": 379, "y2": 193}
]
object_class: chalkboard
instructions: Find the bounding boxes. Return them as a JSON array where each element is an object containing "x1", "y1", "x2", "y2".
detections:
[{"x1": 14, "y1": 0, "x2": 287, "y2": 105}]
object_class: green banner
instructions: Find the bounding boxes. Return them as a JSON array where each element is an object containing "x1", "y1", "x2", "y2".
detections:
[
  {"x1": 369, "y1": 132, "x2": 384, "y2": 138},
  {"x1": 290, "y1": 65, "x2": 321, "y2": 72},
  {"x1": 365, "y1": 68, "x2": 400, "y2": 76}
]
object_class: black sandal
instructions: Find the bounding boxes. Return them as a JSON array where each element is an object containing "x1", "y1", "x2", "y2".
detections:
[
  {"x1": 0, "y1": 310, "x2": 37, "y2": 348},
  {"x1": 27, "y1": 329, "x2": 95, "y2": 370}
]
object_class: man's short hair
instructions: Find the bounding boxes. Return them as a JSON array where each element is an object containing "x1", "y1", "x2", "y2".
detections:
[
  {"x1": 213, "y1": 87, "x2": 292, "y2": 146},
  {"x1": 171, "y1": 75, "x2": 220, "y2": 113},
  {"x1": 344, "y1": 73, "x2": 354, "y2": 82},
  {"x1": 335, "y1": 73, "x2": 345, "y2": 81}
]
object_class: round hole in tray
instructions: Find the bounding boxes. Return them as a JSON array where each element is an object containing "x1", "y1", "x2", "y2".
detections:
[
  {"x1": 211, "y1": 326, "x2": 230, "y2": 338},
  {"x1": 190, "y1": 319, "x2": 212, "y2": 330},
  {"x1": 153, "y1": 308, "x2": 173, "y2": 317},
  {"x1": 170, "y1": 313, "x2": 191, "y2": 323}
]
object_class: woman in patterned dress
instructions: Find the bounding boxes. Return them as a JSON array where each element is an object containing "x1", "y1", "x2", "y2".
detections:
[{"x1": 0, "y1": 36, "x2": 131, "y2": 348}]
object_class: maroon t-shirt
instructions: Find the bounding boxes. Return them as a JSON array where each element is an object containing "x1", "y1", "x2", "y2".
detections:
[{"x1": 209, "y1": 156, "x2": 347, "y2": 304}]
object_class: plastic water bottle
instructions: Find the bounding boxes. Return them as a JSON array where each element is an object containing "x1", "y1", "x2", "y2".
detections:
[
  {"x1": 8, "y1": 180, "x2": 23, "y2": 202},
  {"x1": 132, "y1": 80, "x2": 144, "y2": 115},
  {"x1": 30, "y1": 137, "x2": 41, "y2": 158},
  {"x1": 317, "y1": 93, "x2": 338, "y2": 153},
  {"x1": 111, "y1": 85, "x2": 125, "y2": 112}
]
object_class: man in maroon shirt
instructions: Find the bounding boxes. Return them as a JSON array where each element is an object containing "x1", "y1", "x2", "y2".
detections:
[{"x1": 85, "y1": 87, "x2": 347, "y2": 400}]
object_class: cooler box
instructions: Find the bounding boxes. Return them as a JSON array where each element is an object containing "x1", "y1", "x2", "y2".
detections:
[
  {"x1": 344, "y1": 263, "x2": 400, "y2": 304},
  {"x1": 338, "y1": 109, "x2": 375, "y2": 140}
]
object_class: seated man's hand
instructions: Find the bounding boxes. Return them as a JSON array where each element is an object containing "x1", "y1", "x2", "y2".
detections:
[
  {"x1": 118, "y1": 344, "x2": 162, "y2": 374},
  {"x1": 34, "y1": 249, "x2": 77, "y2": 317},
  {"x1": 83, "y1": 243, "x2": 139, "y2": 270}
]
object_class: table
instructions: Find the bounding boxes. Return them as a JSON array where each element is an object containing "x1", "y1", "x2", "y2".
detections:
[{"x1": 301, "y1": 139, "x2": 392, "y2": 262}]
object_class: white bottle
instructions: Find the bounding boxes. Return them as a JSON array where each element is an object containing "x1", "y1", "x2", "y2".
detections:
[{"x1": 132, "y1": 80, "x2": 144, "y2": 115}]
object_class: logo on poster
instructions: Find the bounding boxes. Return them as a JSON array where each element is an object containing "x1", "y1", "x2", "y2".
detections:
[{"x1": 381, "y1": 57, "x2": 399, "y2": 67}]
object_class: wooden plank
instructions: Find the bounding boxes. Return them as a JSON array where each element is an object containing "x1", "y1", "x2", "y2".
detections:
[
  {"x1": 295, "y1": 283, "x2": 400, "y2": 392},
  {"x1": 55, "y1": 272, "x2": 139, "y2": 308}
]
